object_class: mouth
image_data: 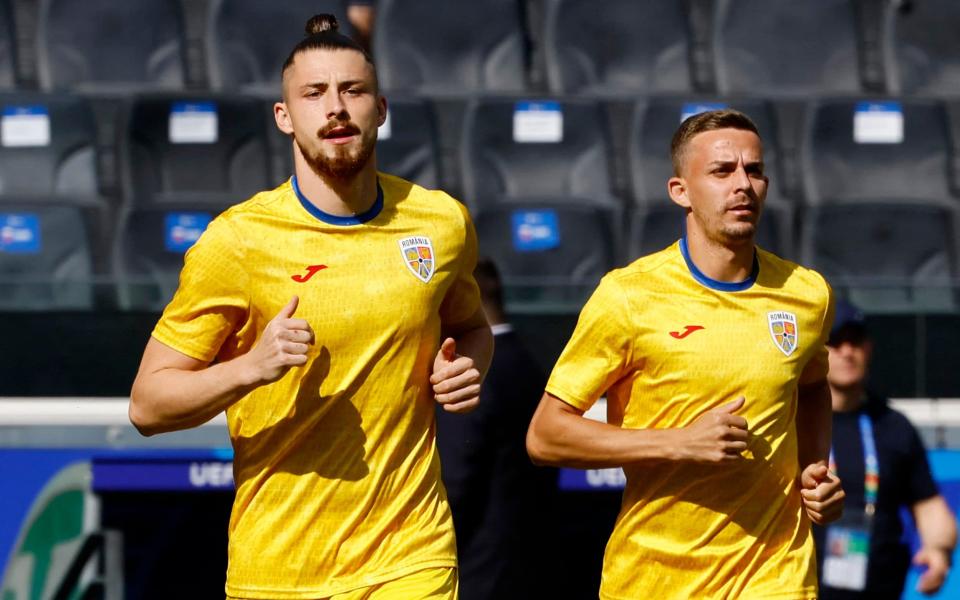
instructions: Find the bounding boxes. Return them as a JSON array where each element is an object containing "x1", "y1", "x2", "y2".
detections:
[{"x1": 321, "y1": 124, "x2": 360, "y2": 145}]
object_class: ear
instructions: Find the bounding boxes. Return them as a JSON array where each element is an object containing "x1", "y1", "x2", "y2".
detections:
[
  {"x1": 377, "y1": 95, "x2": 388, "y2": 127},
  {"x1": 274, "y1": 101, "x2": 293, "y2": 135},
  {"x1": 667, "y1": 176, "x2": 691, "y2": 209}
]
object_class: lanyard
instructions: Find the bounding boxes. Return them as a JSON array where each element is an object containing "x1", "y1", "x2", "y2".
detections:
[{"x1": 829, "y1": 413, "x2": 878, "y2": 517}]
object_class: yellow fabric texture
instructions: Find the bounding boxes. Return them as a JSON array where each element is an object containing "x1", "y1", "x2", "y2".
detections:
[
  {"x1": 153, "y1": 173, "x2": 480, "y2": 599},
  {"x1": 328, "y1": 567, "x2": 458, "y2": 600},
  {"x1": 546, "y1": 242, "x2": 834, "y2": 600}
]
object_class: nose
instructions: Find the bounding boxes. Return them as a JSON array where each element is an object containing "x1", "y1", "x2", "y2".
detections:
[
  {"x1": 322, "y1": 90, "x2": 348, "y2": 120},
  {"x1": 732, "y1": 163, "x2": 751, "y2": 192}
]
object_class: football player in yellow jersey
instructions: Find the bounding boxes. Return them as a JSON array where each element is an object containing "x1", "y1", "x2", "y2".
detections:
[
  {"x1": 128, "y1": 14, "x2": 493, "y2": 600},
  {"x1": 527, "y1": 109, "x2": 846, "y2": 599}
]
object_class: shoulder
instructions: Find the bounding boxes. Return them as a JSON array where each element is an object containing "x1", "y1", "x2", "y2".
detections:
[
  {"x1": 599, "y1": 242, "x2": 683, "y2": 297},
  {"x1": 379, "y1": 172, "x2": 469, "y2": 222},
  {"x1": 758, "y1": 248, "x2": 832, "y2": 304}
]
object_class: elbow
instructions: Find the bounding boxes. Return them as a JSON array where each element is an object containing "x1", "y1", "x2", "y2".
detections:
[
  {"x1": 526, "y1": 424, "x2": 561, "y2": 467},
  {"x1": 128, "y1": 387, "x2": 160, "y2": 437}
]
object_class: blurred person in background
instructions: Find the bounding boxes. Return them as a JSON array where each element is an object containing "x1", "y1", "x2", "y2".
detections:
[
  {"x1": 815, "y1": 299, "x2": 957, "y2": 599},
  {"x1": 436, "y1": 257, "x2": 558, "y2": 600},
  {"x1": 348, "y1": 0, "x2": 375, "y2": 50},
  {"x1": 129, "y1": 14, "x2": 492, "y2": 600}
]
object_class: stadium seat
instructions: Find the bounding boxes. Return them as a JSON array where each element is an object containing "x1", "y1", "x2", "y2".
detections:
[
  {"x1": 0, "y1": 92, "x2": 99, "y2": 198},
  {"x1": 113, "y1": 201, "x2": 232, "y2": 310},
  {"x1": 713, "y1": 0, "x2": 861, "y2": 96},
  {"x1": 888, "y1": 0, "x2": 960, "y2": 95},
  {"x1": 543, "y1": 0, "x2": 694, "y2": 95},
  {"x1": 120, "y1": 94, "x2": 272, "y2": 207},
  {"x1": 0, "y1": 0, "x2": 16, "y2": 90},
  {"x1": 459, "y1": 97, "x2": 616, "y2": 209},
  {"x1": 375, "y1": 97, "x2": 441, "y2": 188},
  {"x1": 37, "y1": 0, "x2": 187, "y2": 91},
  {"x1": 206, "y1": 0, "x2": 353, "y2": 93},
  {"x1": 802, "y1": 98, "x2": 954, "y2": 205},
  {"x1": 0, "y1": 198, "x2": 105, "y2": 310},
  {"x1": 473, "y1": 201, "x2": 619, "y2": 309},
  {"x1": 801, "y1": 201, "x2": 960, "y2": 311},
  {"x1": 372, "y1": 0, "x2": 529, "y2": 94}
]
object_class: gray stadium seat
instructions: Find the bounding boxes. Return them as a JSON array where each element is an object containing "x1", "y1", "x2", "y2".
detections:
[
  {"x1": 0, "y1": 198, "x2": 104, "y2": 310},
  {"x1": 375, "y1": 97, "x2": 441, "y2": 188},
  {"x1": 543, "y1": 0, "x2": 694, "y2": 95},
  {"x1": 37, "y1": 0, "x2": 186, "y2": 91},
  {"x1": 120, "y1": 94, "x2": 272, "y2": 207},
  {"x1": 113, "y1": 202, "x2": 232, "y2": 311},
  {"x1": 801, "y1": 201, "x2": 960, "y2": 312},
  {"x1": 713, "y1": 0, "x2": 861, "y2": 96},
  {"x1": 0, "y1": 0, "x2": 16, "y2": 89},
  {"x1": 802, "y1": 98, "x2": 954, "y2": 205},
  {"x1": 889, "y1": 0, "x2": 960, "y2": 95},
  {"x1": 474, "y1": 201, "x2": 618, "y2": 309},
  {"x1": 373, "y1": 0, "x2": 529, "y2": 94},
  {"x1": 460, "y1": 97, "x2": 615, "y2": 209},
  {"x1": 206, "y1": 0, "x2": 353, "y2": 94},
  {"x1": 0, "y1": 92, "x2": 99, "y2": 198}
]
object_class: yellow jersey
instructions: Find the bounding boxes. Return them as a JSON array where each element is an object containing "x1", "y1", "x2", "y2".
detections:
[
  {"x1": 152, "y1": 173, "x2": 480, "y2": 598},
  {"x1": 546, "y1": 239, "x2": 834, "y2": 600}
]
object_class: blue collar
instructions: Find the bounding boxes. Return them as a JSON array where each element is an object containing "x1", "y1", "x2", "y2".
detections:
[
  {"x1": 679, "y1": 237, "x2": 758, "y2": 292},
  {"x1": 292, "y1": 175, "x2": 384, "y2": 226}
]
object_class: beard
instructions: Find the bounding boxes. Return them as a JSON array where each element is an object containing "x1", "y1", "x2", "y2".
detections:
[{"x1": 296, "y1": 121, "x2": 376, "y2": 181}]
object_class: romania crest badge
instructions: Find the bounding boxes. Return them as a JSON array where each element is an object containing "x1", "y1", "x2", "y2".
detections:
[
  {"x1": 399, "y1": 236, "x2": 435, "y2": 283},
  {"x1": 768, "y1": 311, "x2": 798, "y2": 356}
]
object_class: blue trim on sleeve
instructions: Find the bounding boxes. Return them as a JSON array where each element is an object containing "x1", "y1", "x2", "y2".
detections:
[
  {"x1": 292, "y1": 175, "x2": 383, "y2": 225},
  {"x1": 679, "y1": 237, "x2": 758, "y2": 292}
]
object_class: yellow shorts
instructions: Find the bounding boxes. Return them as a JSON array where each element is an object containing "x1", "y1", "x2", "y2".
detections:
[{"x1": 330, "y1": 567, "x2": 458, "y2": 600}]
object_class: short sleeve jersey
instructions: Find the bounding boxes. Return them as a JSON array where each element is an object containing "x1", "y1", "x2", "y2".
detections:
[
  {"x1": 152, "y1": 173, "x2": 480, "y2": 599},
  {"x1": 546, "y1": 240, "x2": 834, "y2": 600}
]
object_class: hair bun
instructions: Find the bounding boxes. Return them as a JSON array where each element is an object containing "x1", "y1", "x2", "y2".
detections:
[{"x1": 305, "y1": 14, "x2": 339, "y2": 36}]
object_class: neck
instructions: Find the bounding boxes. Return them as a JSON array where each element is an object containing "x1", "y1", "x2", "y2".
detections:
[
  {"x1": 684, "y1": 225, "x2": 755, "y2": 282},
  {"x1": 830, "y1": 383, "x2": 866, "y2": 413},
  {"x1": 293, "y1": 152, "x2": 379, "y2": 217}
]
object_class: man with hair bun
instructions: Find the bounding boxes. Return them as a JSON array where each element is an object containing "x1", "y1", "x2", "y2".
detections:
[
  {"x1": 527, "y1": 109, "x2": 846, "y2": 599},
  {"x1": 129, "y1": 14, "x2": 492, "y2": 600}
]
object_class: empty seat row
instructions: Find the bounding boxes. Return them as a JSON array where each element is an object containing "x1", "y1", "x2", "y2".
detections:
[
  {"x1": 0, "y1": 1, "x2": 957, "y2": 97},
  {"x1": 2, "y1": 196, "x2": 958, "y2": 313}
]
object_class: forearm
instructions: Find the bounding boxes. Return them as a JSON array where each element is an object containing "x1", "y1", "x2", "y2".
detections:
[
  {"x1": 449, "y1": 322, "x2": 494, "y2": 381},
  {"x1": 526, "y1": 394, "x2": 679, "y2": 468},
  {"x1": 797, "y1": 379, "x2": 832, "y2": 468},
  {"x1": 130, "y1": 353, "x2": 257, "y2": 436},
  {"x1": 915, "y1": 496, "x2": 959, "y2": 554}
]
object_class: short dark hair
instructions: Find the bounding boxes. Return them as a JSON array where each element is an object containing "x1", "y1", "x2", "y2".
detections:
[
  {"x1": 281, "y1": 14, "x2": 376, "y2": 82},
  {"x1": 670, "y1": 109, "x2": 761, "y2": 176}
]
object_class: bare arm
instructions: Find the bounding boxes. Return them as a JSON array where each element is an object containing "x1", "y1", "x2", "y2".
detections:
[
  {"x1": 526, "y1": 393, "x2": 749, "y2": 469},
  {"x1": 431, "y1": 306, "x2": 494, "y2": 414},
  {"x1": 129, "y1": 296, "x2": 314, "y2": 436},
  {"x1": 796, "y1": 378, "x2": 845, "y2": 524},
  {"x1": 912, "y1": 495, "x2": 957, "y2": 594}
]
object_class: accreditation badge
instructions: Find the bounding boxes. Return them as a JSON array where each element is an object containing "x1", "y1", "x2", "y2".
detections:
[{"x1": 821, "y1": 512, "x2": 871, "y2": 591}]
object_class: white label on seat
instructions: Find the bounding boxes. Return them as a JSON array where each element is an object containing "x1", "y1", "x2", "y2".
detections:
[
  {"x1": 853, "y1": 101, "x2": 903, "y2": 144},
  {"x1": 378, "y1": 109, "x2": 392, "y2": 140},
  {"x1": 1, "y1": 105, "x2": 50, "y2": 147},
  {"x1": 169, "y1": 101, "x2": 218, "y2": 144},
  {"x1": 680, "y1": 102, "x2": 727, "y2": 123},
  {"x1": 513, "y1": 101, "x2": 563, "y2": 143}
]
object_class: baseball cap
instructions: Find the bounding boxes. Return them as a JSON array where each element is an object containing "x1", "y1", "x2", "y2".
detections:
[{"x1": 828, "y1": 298, "x2": 867, "y2": 346}]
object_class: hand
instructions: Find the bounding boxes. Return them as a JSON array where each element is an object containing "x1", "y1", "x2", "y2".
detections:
[
  {"x1": 914, "y1": 546, "x2": 951, "y2": 594},
  {"x1": 243, "y1": 296, "x2": 314, "y2": 385},
  {"x1": 799, "y1": 463, "x2": 845, "y2": 525},
  {"x1": 430, "y1": 337, "x2": 481, "y2": 414},
  {"x1": 675, "y1": 397, "x2": 749, "y2": 463}
]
